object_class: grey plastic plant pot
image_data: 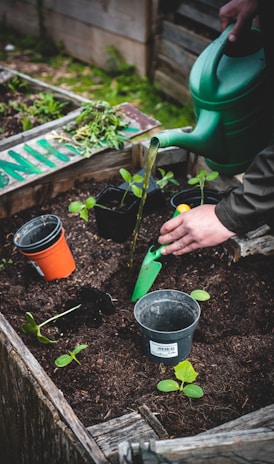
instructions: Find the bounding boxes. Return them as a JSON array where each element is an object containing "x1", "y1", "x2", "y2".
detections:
[
  {"x1": 134, "y1": 289, "x2": 201, "y2": 365},
  {"x1": 13, "y1": 214, "x2": 62, "y2": 253}
]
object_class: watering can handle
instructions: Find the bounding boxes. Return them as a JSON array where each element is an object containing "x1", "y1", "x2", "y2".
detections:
[{"x1": 199, "y1": 24, "x2": 234, "y2": 100}]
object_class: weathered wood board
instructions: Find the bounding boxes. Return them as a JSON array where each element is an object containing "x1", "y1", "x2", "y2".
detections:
[
  {"x1": 119, "y1": 427, "x2": 274, "y2": 463},
  {"x1": 0, "y1": 313, "x2": 164, "y2": 464},
  {"x1": 0, "y1": 0, "x2": 156, "y2": 76}
]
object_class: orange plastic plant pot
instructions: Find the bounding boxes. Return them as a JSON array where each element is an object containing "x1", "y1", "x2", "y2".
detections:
[{"x1": 21, "y1": 228, "x2": 76, "y2": 281}]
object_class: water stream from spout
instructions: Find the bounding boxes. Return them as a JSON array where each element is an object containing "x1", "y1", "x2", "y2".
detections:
[{"x1": 128, "y1": 138, "x2": 159, "y2": 268}]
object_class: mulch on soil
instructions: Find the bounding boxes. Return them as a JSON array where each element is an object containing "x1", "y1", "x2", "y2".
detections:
[{"x1": 1, "y1": 172, "x2": 274, "y2": 439}]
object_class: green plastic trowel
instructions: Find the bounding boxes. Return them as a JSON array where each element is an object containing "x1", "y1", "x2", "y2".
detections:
[{"x1": 131, "y1": 204, "x2": 190, "y2": 302}]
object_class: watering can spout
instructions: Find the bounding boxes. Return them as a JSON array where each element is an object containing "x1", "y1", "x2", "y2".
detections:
[{"x1": 151, "y1": 109, "x2": 224, "y2": 162}]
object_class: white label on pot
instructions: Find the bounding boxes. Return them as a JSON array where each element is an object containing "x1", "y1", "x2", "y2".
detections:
[
  {"x1": 30, "y1": 261, "x2": 45, "y2": 277},
  {"x1": 150, "y1": 341, "x2": 178, "y2": 358}
]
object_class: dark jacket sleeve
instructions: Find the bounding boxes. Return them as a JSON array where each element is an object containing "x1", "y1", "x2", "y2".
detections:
[{"x1": 215, "y1": 144, "x2": 274, "y2": 234}]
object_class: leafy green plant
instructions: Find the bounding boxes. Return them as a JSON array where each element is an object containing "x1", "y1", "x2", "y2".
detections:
[
  {"x1": 21, "y1": 304, "x2": 81, "y2": 344},
  {"x1": 55, "y1": 344, "x2": 88, "y2": 367},
  {"x1": 156, "y1": 168, "x2": 179, "y2": 190},
  {"x1": 188, "y1": 169, "x2": 219, "y2": 205},
  {"x1": 30, "y1": 93, "x2": 69, "y2": 122},
  {"x1": 157, "y1": 359, "x2": 204, "y2": 398},
  {"x1": 68, "y1": 168, "x2": 144, "y2": 221},
  {"x1": 6, "y1": 75, "x2": 29, "y2": 93},
  {"x1": 55, "y1": 101, "x2": 130, "y2": 156},
  {"x1": 0, "y1": 258, "x2": 13, "y2": 269}
]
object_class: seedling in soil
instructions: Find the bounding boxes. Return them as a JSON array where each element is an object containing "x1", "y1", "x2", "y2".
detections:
[
  {"x1": 0, "y1": 258, "x2": 13, "y2": 269},
  {"x1": 190, "y1": 289, "x2": 210, "y2": 301},
  {"x1": 188, "y1": 169, "x2": 219, "y2": 205},
  {"x1": 156, "y1": 167, "x2": 179, "y2": 190},
  {"x1": 157, "y1": 359, "x2": 204, "y2": 398},
  {"x1": 68, "y1": 168, "x2": 144, "y2": 221},
  {"x1": 55, "y1": 344, "x2": 88, "y2": 368},
  {"x1": 21, "y1": 304, "x2": 81, "y2": 344}
]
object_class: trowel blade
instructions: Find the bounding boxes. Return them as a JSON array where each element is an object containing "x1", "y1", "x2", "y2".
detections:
[{"x1": 131, "y1": 260, "x2": 162, "y2": 302}]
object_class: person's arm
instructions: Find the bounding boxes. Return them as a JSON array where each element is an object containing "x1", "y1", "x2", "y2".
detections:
[{"x1": 215, "y1": 144, "x2": 274, "y2": 234}]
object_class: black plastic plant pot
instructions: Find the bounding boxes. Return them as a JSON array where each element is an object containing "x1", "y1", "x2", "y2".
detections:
[
  {"x1": 13, "y1": 214, "x2": 62, "y2": 253},
  {"x1": 119, "y1": 168, "x2": 165, "y2": 212},
  {"x1": 170, "y1": 188, "x2": 221, "y2": 209},
  {"x1": 94, "y1": 186, "x2": 139, "y2": 243},
  {"x1": 134, "y1": 289, "x2": 201, "y2": 366}
]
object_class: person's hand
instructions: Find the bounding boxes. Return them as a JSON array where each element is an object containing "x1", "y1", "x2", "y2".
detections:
[
  {"x1": 158, "y1": 204, "x2": 235, "y2": 256},
  {"x1": 219, "y1": 0, "x2": 259, "y2": 42}
]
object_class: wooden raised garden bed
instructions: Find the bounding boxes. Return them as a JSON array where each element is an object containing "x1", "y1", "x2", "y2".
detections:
[{"x1": 1, "y1": 68, "x2": 274, "y2": 464}]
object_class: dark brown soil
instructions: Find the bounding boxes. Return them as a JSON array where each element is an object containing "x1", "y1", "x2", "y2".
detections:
[{"x1": 1, "y1": 171, "x2": 274, "y2": 439}]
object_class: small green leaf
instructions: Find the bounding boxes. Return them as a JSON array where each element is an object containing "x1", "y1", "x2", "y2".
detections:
[
  {"x1": 187, "y1": 177, "x2": 199, "y2": 185},
  {"x1": 182, "y1": 384, "x2": 204, "y2": 398},
  {"x1": 69, "y1": 201, "x2": 84, "y2": 213},
  {"x1": 85, "y1": 196, "x2": 97, "y2": 209},
  {"x1": 190, "y1": 289, "x2": 210, "y2": 301},
  {"x1": 131, "y1": 184, "x2": 143, "y2": 198},
  {"x1": 174, "y1": 360, "x2": 198, "y2": 383},
  {"x1": 79, "y1": 209, "x2": 89, "y2": 221},
  {"x1": 157, "y1": 379, "x2": 180, "y2": 392},
  {"x1": 55, "y1": 354, "x2": 73, "y2": 367},
  {"x1": 119, "y1": 168, "x2": 131, "y2": 183},
  {"x1": 72, "y1": 344, "x2": 88, "y2": 355},
  {"x1": 205, "y1": 171, "x2": 219, "y2": 182},
  {"x1": 132, "y1": 174, "x2": 144, "y2": 183},
  {"x1": 37, "y1": 334, "x2": 57, "y2": 344}
]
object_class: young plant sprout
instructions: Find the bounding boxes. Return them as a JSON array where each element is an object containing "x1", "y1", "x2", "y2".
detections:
[
  {"x1": 188, "y1": 168, "x2": 219, "y2": 205},
  {"x1": 0, "y1": 258, "x2": 13, "y2": 269},
  {"x1": 157, "y1": 359, "x2": 204, "y2": 398},
  {"x1": 68, "y1": 168, "x2": 144, "y2": 221},
  {"x1": 190, "y1": 289, "x2": 210, "y2": 301},
  {"x1": 156, "y1": 167, "x2": 179, "y2": 190},
  {"x1": 55, "y1": 344, "x2": 88, "y2": 367},
  {"x1": 21, "y1": 304, "x2": 81, "y2": 344}
]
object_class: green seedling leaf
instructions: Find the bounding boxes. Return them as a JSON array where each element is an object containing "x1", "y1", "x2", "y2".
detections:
[
  {"x1": 55, "y1": 354, "x2": 73, "y2": 367},
  {"x1": 55, "y1": 344, "x2": 88, "y2": 368},
  {"x1": 132, "y1": 174, "x2": 144, "y2": 183},
  {"x1": 157, "y1": 379, "x2": 180, "y2": 392},
  {"x1": 175, "y1": 360, "x2": 198, "y2": 384},
  {"x1": 190, "y1": 289, "x2": 211, "y2": 301},
  {"x1": 85, "y1": 196, "x2": 97, "y2": 209},
  {"x1": 156, "y1": 359, "x2": 203, "y2": 399},
  {"x1": 69, "y1": 201, "x2": 84, "y2": 213},
  {"x1": 206, "y1": 171, "x2": 219, "y2": 182},
  {"x1": 131, "y1": 184, "x2": 143, "y2": 198},
  {"x1": 79, "y1": 209, "x2": 89, "y2": 222},
  {"x1": 119, "y1": 168, "x2": 131, "y2": 183},
  {"x1": 22, "y1": 305, "x2": 81, "y2": 345},
  {"x1": 22, "y1": 312, "x2": 39, "y2": 335},
  {"x1": 182, "y1": 384, "x2": 204, "y2": 398}
]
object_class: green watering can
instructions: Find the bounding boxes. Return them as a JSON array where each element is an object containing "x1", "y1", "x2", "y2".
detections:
[{"x1": 152, "y1": 25, "x2": 273, "y2": 175}]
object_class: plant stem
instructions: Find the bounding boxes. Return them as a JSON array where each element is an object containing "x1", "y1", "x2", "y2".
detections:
[{"x1": 39, "y1": 304, "x2": 81, "y2": 327}]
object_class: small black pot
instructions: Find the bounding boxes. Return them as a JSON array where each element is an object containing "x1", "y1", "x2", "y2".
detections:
[
  {"x1": 94, "y1": 186, "x2": 139, "y2": 243},
  {"x1": 170, "y1": 188, "x2": 221, "y2": 209}
]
